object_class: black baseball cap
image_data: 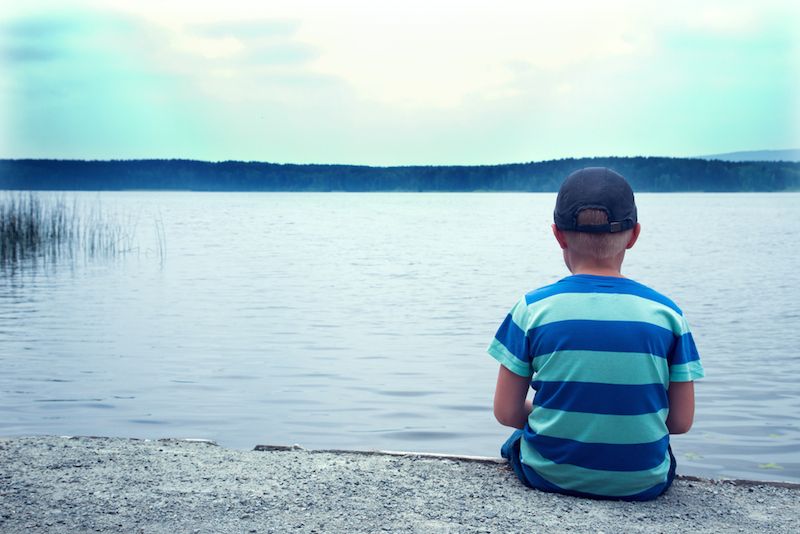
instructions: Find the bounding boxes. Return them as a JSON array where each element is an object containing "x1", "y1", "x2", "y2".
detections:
[{"x1": 554, "y1": 167, "x2": 637, "y2": 233}]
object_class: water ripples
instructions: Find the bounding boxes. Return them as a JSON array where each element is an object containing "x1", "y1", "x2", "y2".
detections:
[{"x1": 1, "y1": 192, "x2": 799, "y2": 482}]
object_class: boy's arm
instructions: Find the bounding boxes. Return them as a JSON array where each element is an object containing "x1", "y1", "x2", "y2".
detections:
[
  {"x1": 493, "y1": 365, "x2": 533, "y2": 429},
  {"x1": 665, "y1": 381, "x2": 695, "y2": 434}
]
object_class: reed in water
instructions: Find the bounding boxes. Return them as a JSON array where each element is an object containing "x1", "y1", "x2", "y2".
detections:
[{"x1": 0, "y1": 193, "x2": 134, "y2": 265}]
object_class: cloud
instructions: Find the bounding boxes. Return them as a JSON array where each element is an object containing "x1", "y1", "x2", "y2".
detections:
[
  {"x1": 191, "y1": 19, "x2": 300, "y2": 39},
  {"x1": 1, "y1": 1, "x2": 797, "y2": 163},
  {"x1": 0, "y1": 14, "x2": 83, "y2": 63},
  {"x1": 244, "y1": 43, "x2": 317, "y2": 66},
  {"x1": 1, "y1": 14, "x2": 86, "y2": 38},
  {"x1": 176, "y1": 19, "x2": 319, "y2": 66},
  {"x1": 0, "y1": 7, "x2": 357, "y2": 161},
  {"x1": 1, "y1": 11, "x2": 162, "y2": 71},
  {"x1": 2, "y1": 44, "x2": 61, "y2": 63}
]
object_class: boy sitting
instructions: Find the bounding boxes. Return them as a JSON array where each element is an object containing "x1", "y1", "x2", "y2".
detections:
[{"x1": 488, "y1": 167, "x2": 704, "y2": 501}]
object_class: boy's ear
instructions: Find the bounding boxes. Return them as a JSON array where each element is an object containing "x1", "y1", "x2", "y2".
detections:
[
  {"x1": 626, "y1": 223, "x2": 641, "y2": 249},
  {"x1": 552, "y1": 224, "x2": 568, "y2": 250}
]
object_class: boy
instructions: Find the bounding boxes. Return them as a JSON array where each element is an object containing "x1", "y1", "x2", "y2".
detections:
[{"x1": 488, "y1": 167, "x2": 704, "y2": 501}]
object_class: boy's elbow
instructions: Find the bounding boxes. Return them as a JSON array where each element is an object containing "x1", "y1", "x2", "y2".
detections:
[
  {"x1": 668, "y1": 423, "x2": 692, "y2": 435},
  {"x1": 667, "y1": 416, "x2": 693, "y2": 434},
  {"x1": 493, "y1": 404, "x2": 520, "y2": 428},
  {"x1": 493, "y1": 405, "x2": 511, "y2": 427}
]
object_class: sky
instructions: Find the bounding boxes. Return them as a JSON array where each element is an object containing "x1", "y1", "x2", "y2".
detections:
[{"x1": 1, "y1": 0, "x2": 798, "y2": 165}]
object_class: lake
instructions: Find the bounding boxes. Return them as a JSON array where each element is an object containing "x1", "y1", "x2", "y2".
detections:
[{"x1": 1, "y1": 191, "x2": 799, "y2": 483}]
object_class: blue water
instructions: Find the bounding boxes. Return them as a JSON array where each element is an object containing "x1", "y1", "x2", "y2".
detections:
[{"x1": 1, "y1": 192, "x2": 799, "y2": 482}]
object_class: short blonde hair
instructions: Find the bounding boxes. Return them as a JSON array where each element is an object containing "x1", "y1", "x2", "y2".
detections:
[{"x1": 562, "y1": 209, "x2": 632, "y2": 259}]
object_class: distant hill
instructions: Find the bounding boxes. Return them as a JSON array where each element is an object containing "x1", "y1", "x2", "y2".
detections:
[
  {"x1": 697, "y1": 149, "x2": 800, "y2": 162},
  {"x1": 1, "y1": 156, "x2": 799, "y2": 192}
]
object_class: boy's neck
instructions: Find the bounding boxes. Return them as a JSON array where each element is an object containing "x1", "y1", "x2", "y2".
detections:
[
  {"x1": 570, "y1": 266, "x2": 625, "y2": 278},
  {"x1": 565, "y1": 252, "x2": 626, "y2": 278}
]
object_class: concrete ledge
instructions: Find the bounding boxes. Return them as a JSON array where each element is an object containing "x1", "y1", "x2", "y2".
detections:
[
  {"x1": 254, "y1": 444, "x2": 507, "y2": 464},
  {"x1": 1, "y1": 436, "x2": 797, "y2": 533},
  {"x1": 254, "y1": 443, "x2": 800, "y2": 488}
]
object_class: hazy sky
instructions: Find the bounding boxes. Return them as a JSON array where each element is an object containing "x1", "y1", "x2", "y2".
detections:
[{"x1": 1, "y1": 0, "x2": 798, "y2": 164}]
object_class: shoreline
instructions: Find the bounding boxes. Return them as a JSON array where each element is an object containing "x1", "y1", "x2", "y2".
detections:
[
  {"x1": 252, "y1": 443, "x2": 800, "y2": 489},
  {"x1": 1, "y1": 435, "x2": 798, "y2": 533}
]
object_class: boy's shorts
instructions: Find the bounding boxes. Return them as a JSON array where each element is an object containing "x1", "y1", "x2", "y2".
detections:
[{"x1": 500, "y1": 429, "x2": 677, "y2": 501}]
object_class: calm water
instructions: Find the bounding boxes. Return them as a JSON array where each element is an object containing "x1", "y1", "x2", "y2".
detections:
[{"x1": 1, "y1": 192, "x2": 799, "y2": 483}]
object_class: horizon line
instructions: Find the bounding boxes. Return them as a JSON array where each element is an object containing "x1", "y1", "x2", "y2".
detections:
[{"x1": 2, "y1": 150, "x2": 799, "y2": 168}]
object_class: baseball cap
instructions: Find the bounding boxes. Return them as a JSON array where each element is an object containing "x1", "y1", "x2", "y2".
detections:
[{"x1": 553, "y1": 167, "x2": 637, "y2": 233}]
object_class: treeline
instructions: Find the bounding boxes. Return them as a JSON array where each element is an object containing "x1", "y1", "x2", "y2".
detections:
[{"x1": 1, "y1": 157, "x2": 798, "y2": 192}]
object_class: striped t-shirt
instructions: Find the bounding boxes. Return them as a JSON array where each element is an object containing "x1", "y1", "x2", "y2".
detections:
[{"x1": 488, "y1": 274, "x2": 704, "y2": 500}]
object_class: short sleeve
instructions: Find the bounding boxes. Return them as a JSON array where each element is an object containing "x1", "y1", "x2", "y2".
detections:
[
  {"x1": 487, "y1": 296, "x2": 533, "y2": 377},
  {"x1": 668, "y1": 316, "x2": 705, "y2": 382}
]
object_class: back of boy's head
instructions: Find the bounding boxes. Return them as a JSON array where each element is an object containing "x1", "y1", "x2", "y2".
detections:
[{"x1": 554, "y1": 167, "x2": 638, "y2": 259}]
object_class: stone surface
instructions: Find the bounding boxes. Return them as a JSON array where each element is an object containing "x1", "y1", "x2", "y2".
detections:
[{"x1": 0, "y1": 436, "x2": 797, "y2": 533}]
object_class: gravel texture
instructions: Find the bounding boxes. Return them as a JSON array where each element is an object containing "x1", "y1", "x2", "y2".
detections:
[{"x1": 1, "y1": 436, "x2": 798, "y2": 533}]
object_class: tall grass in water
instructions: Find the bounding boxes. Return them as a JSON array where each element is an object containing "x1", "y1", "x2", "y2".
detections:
[{"x1": 0, "y1": 193, "x2": 136, "y2": 266}]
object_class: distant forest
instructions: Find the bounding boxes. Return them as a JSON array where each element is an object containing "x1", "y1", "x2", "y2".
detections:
[{"x1": 1, "y1": 157, "x2": 799, "y2": 192}]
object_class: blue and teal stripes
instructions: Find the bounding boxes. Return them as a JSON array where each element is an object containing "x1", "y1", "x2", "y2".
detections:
[{"x1": 488, "y1": 274, "x2": 704, "y2": 499}]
